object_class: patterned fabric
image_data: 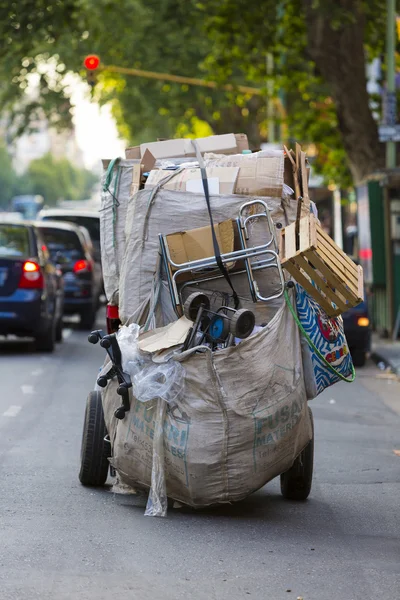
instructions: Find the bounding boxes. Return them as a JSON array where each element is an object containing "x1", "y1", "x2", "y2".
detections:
[{"x1": 295, "y1": 284, "x2": 354, "y2": 398}]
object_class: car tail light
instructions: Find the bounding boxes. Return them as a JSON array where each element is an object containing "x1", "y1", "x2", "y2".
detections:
[
  {"x1": 106, "y1": 304, "x2": 120, "y2": 334},
  {"x1": 357, "y1": 317, "x2": 369, "y2": 327},
  {"x1": 73, "y1": 259, "x2": 92, "y2": 273},
  {"x1": 19, "y1": 261, "x2": 44, "y2": 289},
  {"x1": 107, "y1": 304, "x2": 119, "y2": 320}
]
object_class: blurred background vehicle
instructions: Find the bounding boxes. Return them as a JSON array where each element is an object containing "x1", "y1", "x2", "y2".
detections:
[
  {"x1": 342, "y1": 298, "x2": 371, "y2": 367},
  {"x1": 38, "y1": 208, "x2": 101, "y2": 264},
  {"x1": 36, "y1": 221, "x2": 102, "y2": 330},
  {"x1": 0, "y1": 219, "x2": 64, "y2": 351},
  {"x1": 10, "y1": 195, "x2": 44, "y2": 220}
]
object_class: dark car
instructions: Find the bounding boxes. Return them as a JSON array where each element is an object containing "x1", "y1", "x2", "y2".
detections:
[
  {"x1": 36, "y1": 221, "x2": 102, "y2": 329},
  {"x1": 38, "y1": 209, "x2": 101, "y2": 263},
  {"x1": 0, "y1": 220, "x2": 64, "y2": 351},
  {"x1": 342, "y1": 298, "x2": 371, "y2": 367}
]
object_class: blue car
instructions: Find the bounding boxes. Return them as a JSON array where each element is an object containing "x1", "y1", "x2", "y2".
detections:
[{"x1": 0, "y1": 220, "x2": 64, "y2": 351}]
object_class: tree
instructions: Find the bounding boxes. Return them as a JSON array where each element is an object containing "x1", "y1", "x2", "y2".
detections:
[
  {"x1": 15, "y1": 154, "x2": 97, "y2": 205},
  {"x1": 0, "y1": 145, "x2": 17, "y2": 208},
  {"x1": 0, "y1": 0, "x2": 393, "y2": 186}
]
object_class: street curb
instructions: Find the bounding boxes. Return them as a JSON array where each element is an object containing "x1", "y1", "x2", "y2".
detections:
[{"x1": 370, "y1": 349, "x2": 400, "y2": 376}]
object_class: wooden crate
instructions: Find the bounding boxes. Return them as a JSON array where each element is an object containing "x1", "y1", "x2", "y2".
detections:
[{"x1": 280, "y1": 214, "x2": 364, "y2": 317}]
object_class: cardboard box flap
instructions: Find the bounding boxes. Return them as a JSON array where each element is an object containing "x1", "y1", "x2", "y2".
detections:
[
  {"x1": 138, "y1": 316, "x2": 193, "y2": 353},
  {"x1": 145, "y1": 166, "x2": 239, "y2": 195},
  {"x1": 140, "y1": 133, "x2": 248, "y2": 160},
  {"x1": 166, "y1": 220, "x2": 235, "y2": 269},
  {"x1": 204, "y1": 149, "x2": 284, "y2": 198}
]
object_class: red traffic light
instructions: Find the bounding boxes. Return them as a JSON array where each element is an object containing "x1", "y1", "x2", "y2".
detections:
[{"x1": 83, "y1": 55, "x2": 100, "y2": 71}]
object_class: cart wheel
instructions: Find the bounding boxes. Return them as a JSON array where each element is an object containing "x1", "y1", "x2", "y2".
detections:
[
  {"x1": 280, "y1": 407, "x2": 314, "y2": 501},
  {"x1": 79, "y1": 391, "x2": 111, "y2": 486},
  {"x1": 208, "y1": 314, "x2": 230, "y2": 341},
  {"x1": 183, "y1": 292, "x2": 210, "y2": 320},
  {"x1": 229, "y1": 309, "x2": 255, "y2": 339}
]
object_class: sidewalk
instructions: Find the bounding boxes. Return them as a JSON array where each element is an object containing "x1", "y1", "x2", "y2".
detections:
[{"x1": 370, "y1": 333, "x2": 400, "y2": 375}]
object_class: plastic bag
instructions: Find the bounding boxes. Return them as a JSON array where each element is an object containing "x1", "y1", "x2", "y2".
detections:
[
  {"x1": 144, "y1": 399, "x2": 168, "y2": 517},
  {"x1": 117, "y1": 323, "x2": 142, "y2": 374},
  {"x1": 133, "y1": 360, "x2": 185, "y2": 405}
]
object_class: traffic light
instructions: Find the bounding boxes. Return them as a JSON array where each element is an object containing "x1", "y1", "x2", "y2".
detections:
[{"x1": 83, "y1": 55, "x2": 100, "y2": 88}]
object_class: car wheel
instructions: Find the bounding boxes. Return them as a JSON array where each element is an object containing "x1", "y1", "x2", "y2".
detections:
[
  {"x1": 79, "y1": 391, "x2": 111, "y2": 486},
  {"x1": 280, "y1": 407, "x2": 314, "y2": 501},
  {"x1": 79, "y1": 306, "x2": 96, "y2": 330},
  {"x1": 351, "y1": 349, "x2": 366, "y2": 368},
  {"x1": 35, "y1": 319, "x2": 56, "y2": 353},
  {"x1": 55, "y1": 317, "x2": 63, "y2": 343}
]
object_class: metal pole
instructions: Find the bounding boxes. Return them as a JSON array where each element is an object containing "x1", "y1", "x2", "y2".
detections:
[
  {"x1": 385, "y1": 0, "x2": 396, "y2": 334},
  {"x1": 386, "y1": 0, "x2": 396, "y2": 168}
]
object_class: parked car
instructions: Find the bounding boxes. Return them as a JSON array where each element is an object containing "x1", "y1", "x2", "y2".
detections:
[
  {"x1": 36, "y1": 221, "x2": 102, "y2": 329},
  {"x1": 0, "y1": 220, "x2": 64, "y2": 351},
  {"x1": 342, "y1": 298, "x2": 371, "y2": 367},
  {"x1": 38, "y1": 209, "x2": 101, "y2": 263}
]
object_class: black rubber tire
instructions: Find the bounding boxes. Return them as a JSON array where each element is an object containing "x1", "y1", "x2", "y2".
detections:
[
  {"x1": 79, "y1": 391, "x2": 111, "y2": 486},
  {"x1": 351, "y1": 349, "x2": 366, "y2": 368},
  {"x1": 55, "y1": 317, "x2": 63, "y2": 343},
  {"x1": 229, "y1": 308, "x2": 255, "y2": 339},
  {"x1": 35, "y1": 319, "x2": 55, "y2": 353},
  {"x1": 183, "y1": 292, "x2": 210, "y2": 321},
  {"x1": 280, "y1": 407, "x2": 314, "y2": 501},
  {"x1": 79, "y1": 306, "x2": 97, "y2": 330}
]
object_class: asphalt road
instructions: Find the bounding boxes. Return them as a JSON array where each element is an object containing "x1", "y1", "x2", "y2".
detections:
[{"x1": 0, "y1": 319, "x2": 399, "y2": 600}]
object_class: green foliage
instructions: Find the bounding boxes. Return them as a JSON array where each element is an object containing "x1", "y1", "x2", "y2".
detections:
[
  {"x1": 0, "y1": 145, "x2": 18, "y2": 208},
  {"x1": 15, "y1": 153, "x2": 97, "y2": 205},
  {"x1": 0, "y1": 0, "x2": 393, "y2": 187}
]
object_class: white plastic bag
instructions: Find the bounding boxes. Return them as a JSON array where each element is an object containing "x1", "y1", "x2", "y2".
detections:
[{"x1": 144, "y1": 399, "x2": 168, "y2": 518}]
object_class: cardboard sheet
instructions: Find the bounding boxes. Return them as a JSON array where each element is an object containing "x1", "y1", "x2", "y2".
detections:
[
  {"x1": 204, "y1": 150, "x2": 284, "y2": 197},
  {"x1": 139, "y1": 133, "x2": 248, "y2": 160},
  {"x1": 138, "y1": 316, "x2": 193, "y2": 353},
  {"x1": 165, "y1": 220, "x2": 235, "y2": 269},
  {"x1": 145, "y1": 166, "x2": 239, "y2": 195}
]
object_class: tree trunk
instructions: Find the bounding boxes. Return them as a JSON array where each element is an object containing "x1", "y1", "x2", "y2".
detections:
[{"x1": 302, "y1": 0, "x2": 385, "y2": 184}]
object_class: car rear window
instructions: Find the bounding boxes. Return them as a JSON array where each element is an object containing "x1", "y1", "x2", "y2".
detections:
[
  {"x1": 0, "y1": 224, "x2": 31, "y2": 257},
  {"x1": 42, "y1": 215, "x2": 100, "y2": 244},
  {"x1": 40, "y1": 228, "x2": 83, "y2": 262}
]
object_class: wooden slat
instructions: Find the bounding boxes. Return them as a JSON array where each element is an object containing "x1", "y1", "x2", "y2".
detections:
[
  {"x1": 303, "y1": 250, "x2": 356, "y2": 306},
  {"x1": 316, "y1": 249, "x2": 359, "y2": 295},
  {"x1": 316, "y1": 226, "x2": 357, "y2": 271},
  {"x1": 283, "y1": 222, "x2": 297, "y2": 260},
  {"x1": 299, "y1": 216, "x2": 310, "y2": 251},
  {"x1": 300, "y1": 151, "x2": 310, "y2": 214},
  {"x1": 295, "y1": 255, "x2": 348, "y2": 312},
  {"x1": 285, "y1": 260, "x2": 340, "y2": 316},
  {"x1": 316, "y1": 229, "x2": 359, "y2": 276},
  {"x1": 315, "y1": 235, "x2": 359, "y2": 291},
  {"x1": 357, "y1": 265, "x2": 364, "y2": 301},
  {"x1": 309, "y1": 214, "x2": 318, "y2": 247},
  {"x1": 315, "y1": 241, "x2": 359, "y2": 293}
]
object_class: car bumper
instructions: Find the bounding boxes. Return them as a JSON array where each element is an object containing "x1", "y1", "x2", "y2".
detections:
[
  {"x1": 344, "y1": 326, "x2": 371, "y2": 351},
  {"x1": 0, "y1": 290, "x2": 48, "y2": 336}
]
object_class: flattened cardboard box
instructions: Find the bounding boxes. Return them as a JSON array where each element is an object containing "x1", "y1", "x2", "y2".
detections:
[
  {"x1": 139, "y1": 133, "x2": 248, "y2": 160},
  {"x1": 145, "y1": 166, "x2": 239, "y2": 195},
  {"x1": 204, "y1": 150, "x2": 284, "y2": 198},
  {"x1": 166, "y1": 220, "x2": 235, "y2": 270},
  {"x1": 130, "y1": 149, "x2": 156, "y2": 196}
]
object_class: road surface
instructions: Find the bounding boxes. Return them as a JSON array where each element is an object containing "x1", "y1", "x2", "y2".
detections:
[{"x1": 0, "y1": 322, "x2": 399, "y2": 600}]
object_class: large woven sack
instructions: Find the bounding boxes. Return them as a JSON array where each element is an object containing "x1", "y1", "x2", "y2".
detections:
[
  {"x1": 119, "y1": 187, "x2": 299, "y2": 325},
  {"x1": 100, "y1": 158, "x2": 138, "y2": 303},
  {"x1": 103, "y1": 298, "x2": 312, "y2": 507}
]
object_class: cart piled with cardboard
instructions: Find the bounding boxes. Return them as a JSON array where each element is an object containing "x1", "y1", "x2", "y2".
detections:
[{"x1": 78, "y1": 133, "x2": 363, "y2": 517}]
